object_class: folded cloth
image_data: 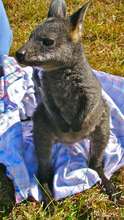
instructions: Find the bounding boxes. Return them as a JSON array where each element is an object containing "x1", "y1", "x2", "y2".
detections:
[{"x1": 0, "y1": 55, "x2": 124, "y2": 203}]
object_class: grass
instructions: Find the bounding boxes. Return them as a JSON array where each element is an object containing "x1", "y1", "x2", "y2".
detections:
[
  {"x1": 2, "y1": 0, "x2": 124, "y2": 219},
  {"x1": 2, "y1": 175, "x2": 124, "y2": 219}
]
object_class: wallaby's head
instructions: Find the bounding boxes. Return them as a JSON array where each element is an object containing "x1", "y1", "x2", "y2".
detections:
[{"x1": 16, "y1": 0, "x2": 91, "y2": 71}]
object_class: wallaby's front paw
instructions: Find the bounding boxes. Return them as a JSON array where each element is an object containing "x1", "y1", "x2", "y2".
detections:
[
  {"x1": 41, "y1": 183, "x2": 55, "y2": 209},
  {"x1": 88, "y1": 161, "x2": 122, "y2": 203},
  {"x1": 101, "y1": 179, "x2": 122, "y2": 203},
  {"x1": 38, "y1": 164, "x2": 53, "y2": 184}
]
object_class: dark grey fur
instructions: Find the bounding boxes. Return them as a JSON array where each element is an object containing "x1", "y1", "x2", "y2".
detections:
[
  {"x1": 0, "y1": 164, "x2": 15, "y2": 212},
  {"x1": 16, "y1": 0, "x2": 120, "y2": 201}
]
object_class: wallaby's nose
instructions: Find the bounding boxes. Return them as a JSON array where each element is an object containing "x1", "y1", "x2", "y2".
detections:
[{"x1": 16, "y1": 49, "x2": 26, "y2": 63}]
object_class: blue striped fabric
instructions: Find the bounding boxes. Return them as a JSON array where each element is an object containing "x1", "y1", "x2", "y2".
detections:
[{"x1": 0, "y1": 55, "x2": 124, "y2": 203}]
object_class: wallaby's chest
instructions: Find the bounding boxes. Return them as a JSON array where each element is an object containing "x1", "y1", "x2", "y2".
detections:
[{"x1": 42, "y1": 72, "x2": 82, "y2": 123}]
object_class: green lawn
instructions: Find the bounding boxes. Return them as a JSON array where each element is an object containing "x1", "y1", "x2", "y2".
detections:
[{"x1": 2, "y1": 0, "x2": 124, "y2": 219}]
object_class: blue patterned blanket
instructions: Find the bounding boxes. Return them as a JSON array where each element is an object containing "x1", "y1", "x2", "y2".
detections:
[{"x1": 0, "y1": 55, "x2": 124, "y2": 203}]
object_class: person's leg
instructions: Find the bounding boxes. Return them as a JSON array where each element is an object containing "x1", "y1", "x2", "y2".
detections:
[{"x1": 0, "y1": 0, "x2": 13, "y2": 65}]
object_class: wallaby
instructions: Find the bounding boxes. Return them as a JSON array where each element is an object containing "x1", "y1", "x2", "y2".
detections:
[{"x1": 16, "y1": 0, "x2": 120, "y2": 201}]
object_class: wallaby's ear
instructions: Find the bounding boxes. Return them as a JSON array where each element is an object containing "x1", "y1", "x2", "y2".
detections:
[
  {"x1": 69, "y1": 1, "x2": 91, "y2": 42},
  {"x1": 48, "y1": 0, "x2": 66, "y2": 18}
]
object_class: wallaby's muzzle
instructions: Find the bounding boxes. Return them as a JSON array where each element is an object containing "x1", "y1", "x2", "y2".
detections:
[{"x1": 16, "y1": 40, "x2": 36, "y2": 65}]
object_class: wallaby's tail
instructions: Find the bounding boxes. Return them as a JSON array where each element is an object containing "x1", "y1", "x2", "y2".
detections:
[{"x1": 48, "y1": 0, "x2": 66, "y2": 18}]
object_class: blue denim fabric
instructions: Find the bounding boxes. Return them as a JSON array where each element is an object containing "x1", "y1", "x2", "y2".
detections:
[{"x1": 0, "y1": 0, "x2": 13, "y2": 65}]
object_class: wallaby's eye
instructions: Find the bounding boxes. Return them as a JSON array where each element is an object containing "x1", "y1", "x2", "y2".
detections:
[{"x1": 42, "y1": 38, "x2": 54, "y2": 47}]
